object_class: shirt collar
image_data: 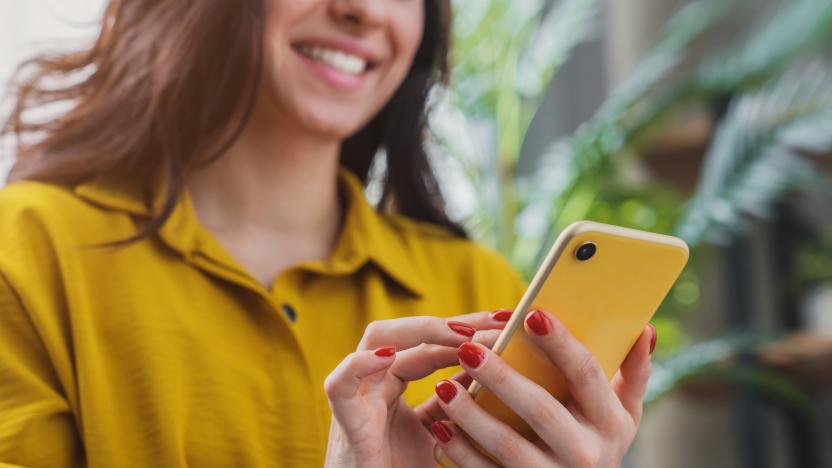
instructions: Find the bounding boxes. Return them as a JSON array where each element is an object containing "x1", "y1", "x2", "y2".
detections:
[{"x1": 73, "y1": 166, "x2": 426, "y2": 297}]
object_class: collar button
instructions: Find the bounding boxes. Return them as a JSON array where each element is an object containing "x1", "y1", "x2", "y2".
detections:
[{"x1": 281, "y1": 303, "x2": 297, "y2": 322}]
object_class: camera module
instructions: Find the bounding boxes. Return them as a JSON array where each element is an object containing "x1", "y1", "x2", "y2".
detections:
[{"x1": 575, "y1": 242, "x2": 596, "y2": 261}]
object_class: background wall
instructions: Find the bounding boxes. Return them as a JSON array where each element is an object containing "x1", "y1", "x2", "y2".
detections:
[{"x1": 0, "y1": 0, "x2": 105, "y2": 184}]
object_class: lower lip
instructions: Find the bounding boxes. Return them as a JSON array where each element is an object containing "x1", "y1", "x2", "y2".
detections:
[{"x1": 296, "y1": 51, "x2": 369, "y2": 91}]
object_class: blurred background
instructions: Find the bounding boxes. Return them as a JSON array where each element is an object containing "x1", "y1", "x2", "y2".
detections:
[{"x1": 2, "y1": 0, "x2": 832, "y2": 466}]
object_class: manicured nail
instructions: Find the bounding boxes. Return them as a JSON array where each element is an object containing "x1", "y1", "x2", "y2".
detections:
[
  {"x1": 490, "y1": 309, "x2": 513, "y2": 322},
  {"x1": 448, "y1": 321, "x2": 475, "y2": 338},
  {"x1": 374, "y1": 346, "x2": 396, "y2": 357},
  {"x1": 457, "y1": 342, "x2": 485, "y2": 369},
  {"x1": 435, "y1": 380, "x2": 457, "y2": 403},
  {"x1": 431, "y1": 420, "x2": 453, "y2": 443},
  {"x1": 526, "y1": 309, "x2": 552, "y2": 336},
  {"x1": 648, "y1": 324, "x2": 657, "y2": 354}
]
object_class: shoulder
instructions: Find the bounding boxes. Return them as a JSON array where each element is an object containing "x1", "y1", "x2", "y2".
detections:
[
  {"x1": 0, "y1": 179, "x2": 106, "y2": 237},
  {"x1": 0, "y1": 179, "x2": 128, "y2": 272},
  {"x1": 380, "y1": 213, "x2": 527, "y2": 307},
  {"x1": 0, "y1": 180, "x2": 79, "y2": 234}
]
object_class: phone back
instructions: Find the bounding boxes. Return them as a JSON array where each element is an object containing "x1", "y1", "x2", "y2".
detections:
[{"x1": 471, "y1": 221, "x2": 689, "y2": 440}]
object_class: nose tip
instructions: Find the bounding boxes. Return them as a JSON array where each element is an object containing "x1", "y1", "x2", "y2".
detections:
[{"x1": 331, "y1": 0, "x2": 385, "y2": 29}]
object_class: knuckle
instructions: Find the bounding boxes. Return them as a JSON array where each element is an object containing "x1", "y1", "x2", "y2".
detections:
[
  {"x1": 323, "y1": 372, "x2": 340, "y2": 398},
  {"x1": 415, "y1": 316, "x2": 436, "y2": 335},
  {"x1": 323, "y1": 353, "x2": 357, "y2": 398},
  {"x1": 526, "y1": 397, "x2": 560, "y2": 429},
  {"x1": 449, "y1": 446, "x2": 476, "y2": 468},
  {"x1": 642, "y1": 361, "x2": 653, "y2": 379},
  {"x1": 572, "y1": 444, "x2": 600, "y2": 468},
  {"x1": 491, "y1": 431, "x2": 523, "y2": 461},
  {"x1": 574, "y1": 353, "x2": 604, "y2": 385},
  {"x1": 603, "y1": 410, "x2": 627, "y2": 433},
  {"x1": 362, "y1": 320, "x2": 387, "y2": 342},
  {"x1": 489, "y1": 362, "x2": 511, "y2": 387}
]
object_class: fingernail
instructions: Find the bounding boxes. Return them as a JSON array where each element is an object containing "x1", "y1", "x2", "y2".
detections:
[
  {"x1": 435, "y1": 380, "x2": 457, "y2": 404},
  {"x1": 448, "y1": 321, "x2": 475, "y2": 338},
  {"x1": 648, "y1": 324, "x2": 657, "y2": 354},
  {"x1": 457, "y1": 342, "x2": 485, "y2": 369},
  {"x1": 490, "y1": 309, "x2": 513, "y2": 322},
  {"x1": 431, "y1": 420, "x2": 453, "y2": 443},
  {"x1": 526, "y1": 309, "x2": 552, "y2": 336},
  {"x1": 374, "y1": 346, "x2": 396, "y2": 357}
]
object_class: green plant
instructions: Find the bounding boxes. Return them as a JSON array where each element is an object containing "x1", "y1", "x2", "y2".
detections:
[
  {"x1": 793, "y1": 231, "x2": 832, "y2": 294},
  {"x1": 676, "y1": 63, "x2": 832, "y2": 246},
  {"x1": 435, "y1": 0, "x2": 601, "y2": 251},
  {"x1": 647, "y1": 334, "x2": 810, "y2": 412},
  {"x1": 436, "y1": 0, "x2": 832, "y2": 406},
  {"x1": 530, "y1": 0, "x2": 832, "y2": 265}
]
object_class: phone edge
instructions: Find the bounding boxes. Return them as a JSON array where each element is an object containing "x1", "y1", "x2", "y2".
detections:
[
  {"x1": 467, "y1": 221, "x2": 583, "y2": 397},
  {"x1": 467, "y1": 221, "x2": 689, "y2": 397}
]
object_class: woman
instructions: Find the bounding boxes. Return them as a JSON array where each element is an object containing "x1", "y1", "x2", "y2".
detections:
[{"x1": 0, "y1": 0, "x2": 655, "y2": 466}]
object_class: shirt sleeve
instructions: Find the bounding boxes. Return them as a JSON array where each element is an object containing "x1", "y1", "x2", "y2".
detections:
[{"x1": 0, "y1": 272, "x2": 84, "y2": 467}]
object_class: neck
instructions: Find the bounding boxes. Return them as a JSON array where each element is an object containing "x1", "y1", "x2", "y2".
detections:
[{"x1": 186, "y1": 108, "x2": 343, "y2": 240}]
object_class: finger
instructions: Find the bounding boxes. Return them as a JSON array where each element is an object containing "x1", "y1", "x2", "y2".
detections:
[
  {"x1": 430, "y1": 420, "x2": 499, "y2": 468},
  {"x1": 392, "y1": 330, "x2": 502, "y2": 381},
  {"x1": 612, "y1": 324, "x2": 654, "y2": 424},
  {"x1": 358, "y1": 316, "x2": 477, "y2": 351},
  {"x1": 453, "y1": 309, "x2": 515, "y2": 330},
  {"x1": 473, "y1": 329, "x2": 502, "y2": 348},
  {"x1": 415, "y1": 371, "x2": 473, "y2": 428},
  {"x1": 434, "y1": 379, "x2": 547, "y2": 467},
  {"x1": 455, "y1": 342, "x2": 582, "y2": 459},
  {"x1": 523, "y1": 309, "x2": 619, "y2": 425},
  {"x1": 324, "y1": 347, "x2": 398, "y2": 428}
]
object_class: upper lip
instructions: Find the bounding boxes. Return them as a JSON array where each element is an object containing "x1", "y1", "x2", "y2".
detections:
[{"x1": 292, "y1": 36, "x2": 383, "y2": 67}]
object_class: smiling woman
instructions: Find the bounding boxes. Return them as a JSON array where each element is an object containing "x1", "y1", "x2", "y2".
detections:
[
  {"x1": 0, "y1": 1, "x2": 654, "y2": 467},
  {"x1": 5, "y1": 0, "x2": 457, "y2": 243}
]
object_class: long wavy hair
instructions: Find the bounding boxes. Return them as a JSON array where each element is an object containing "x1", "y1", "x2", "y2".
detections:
[{"x1": 2, "y1": 0, "x2": 464, "y2": 247}]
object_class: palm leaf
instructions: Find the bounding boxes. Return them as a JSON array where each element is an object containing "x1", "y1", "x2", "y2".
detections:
[
  {"x1": 646, "y1": 334, "x2": 810, "y2": 412},
  {"x1": 521, "y1": 0, "x2": 737, "y2": 268},
  {"x1": 675, "y1": 63, "x2": 832, "y2": 246},
  {"x1": 529, "y1": 0, "x2": 832, "y2": 268},
  {"x1": 515, "y1": 0, "x2": 601, "y2": 99}
]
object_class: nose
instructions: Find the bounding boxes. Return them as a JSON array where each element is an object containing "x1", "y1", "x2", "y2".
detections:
[{"x1": 330, "y1": 0, "x2": 385, "y2": 29}]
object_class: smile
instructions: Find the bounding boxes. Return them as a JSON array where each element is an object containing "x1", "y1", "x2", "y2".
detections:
[{"x1": 295, "y1": 44, "x2": 369, "y2": 76}]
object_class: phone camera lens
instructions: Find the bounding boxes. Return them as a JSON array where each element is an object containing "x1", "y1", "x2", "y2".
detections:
[{"x1": 575, "y1": 242, "x2": 596, "y2": 261}]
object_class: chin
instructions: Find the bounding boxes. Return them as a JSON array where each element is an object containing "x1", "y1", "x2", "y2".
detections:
[{"x1": 294, "y1": 102, "x2": 376, "y2": 140}]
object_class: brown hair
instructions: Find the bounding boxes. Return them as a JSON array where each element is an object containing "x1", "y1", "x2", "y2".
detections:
[{"x1": 2, "y1": 0, "x2": 464, "y2": 247}]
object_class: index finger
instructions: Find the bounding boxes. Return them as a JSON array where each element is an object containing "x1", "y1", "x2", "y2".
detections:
[
  {"x1": 357, "y1": 311, "x2": 510, "y2": 352},
  {"x1": 522, "y1": 309, "x2": 619, "y2": 426}
]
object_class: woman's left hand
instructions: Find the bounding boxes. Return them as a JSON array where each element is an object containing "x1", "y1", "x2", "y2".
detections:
[{"x1": 430, "y1": 308, "x2": 655, "y2": 468}]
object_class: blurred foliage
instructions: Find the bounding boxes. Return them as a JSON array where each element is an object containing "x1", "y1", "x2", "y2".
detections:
[
  {"x1": 676, "y1": 63, "x2": 832, "y2": 246},
  {"x1": 433, "y1": 0, "x2": 832, "y2": 406},
  {"x1": 646, "y1": 333, "x2": 811, "y2": 414},
  {"x1": 794, "y1": 230, "x2": 832, "y2": 294}
]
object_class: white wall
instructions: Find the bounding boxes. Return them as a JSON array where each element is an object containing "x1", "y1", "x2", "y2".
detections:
[{"x1": 0, "y1": 0, "x2": 105, "y2": 184}]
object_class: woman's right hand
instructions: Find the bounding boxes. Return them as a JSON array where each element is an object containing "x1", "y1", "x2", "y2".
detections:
[{"x1": 323, "y1": 311, "x2": 510, "y2": 468}]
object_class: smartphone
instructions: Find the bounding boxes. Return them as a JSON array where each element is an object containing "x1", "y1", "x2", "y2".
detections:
[{"x1": 472, "y1": 221, "x2": 688, "y2": 441}]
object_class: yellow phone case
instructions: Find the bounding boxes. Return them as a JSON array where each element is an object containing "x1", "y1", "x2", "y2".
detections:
[{"x1": 469, "y1": 221, "x2": 689, "y2": 441}]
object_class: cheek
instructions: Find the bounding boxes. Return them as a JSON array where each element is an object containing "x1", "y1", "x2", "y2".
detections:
[{"x1": 390, "y1": 11, "x2": 425, "y2": 77}]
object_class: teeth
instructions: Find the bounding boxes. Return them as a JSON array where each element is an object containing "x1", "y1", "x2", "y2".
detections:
[{"x1": 298, "y1": 45, "x2": 368, "y2": 75}]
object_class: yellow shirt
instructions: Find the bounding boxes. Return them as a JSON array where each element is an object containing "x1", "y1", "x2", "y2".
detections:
[{"x1": 0, "y1": 167, "x2": 526, "y2": 467}]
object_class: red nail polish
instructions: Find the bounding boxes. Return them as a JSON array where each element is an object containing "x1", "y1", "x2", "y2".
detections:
[
  {"x1": 526, "y1": 309, "x2": 552, "y2": 336},
  {"x1": 648, "y1": 324, "x2": 657, "y2": 354},
  {"x1": 435, "y1": 380, "x2": 457, "y2": 403},
  {"x1": 431, "y1": 421, "x2": 453, "y2": 443},
  {"x1": 374, "y1": 346, "x2": 396, "y2": 357},
  {"x1": 457, "y1": 342, "x2": 485, "y2": 368},
  {"x1": 491, "y1": 309, "x2": 513, "y2": 322},
  {"x1": 448, "y1": 321, "x2": 475, "y2": 338}
]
